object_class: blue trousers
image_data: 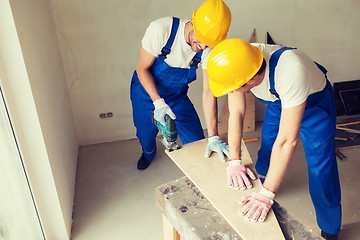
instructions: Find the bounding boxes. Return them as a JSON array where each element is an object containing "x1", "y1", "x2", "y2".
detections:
[
  {"x1": 130, "y1": 71, "x2": 204, "y2": 161},
  {"x1": 255, "y1": 81, "x2": 342, "y2": 234}
]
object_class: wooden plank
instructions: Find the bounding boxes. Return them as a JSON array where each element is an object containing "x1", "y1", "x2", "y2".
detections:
[
  {"x1": 218, "y1": 91, "x2": 255, "y2": 136},
  {"x1": 155, "y1": 177, "x2": 241, "y2": 239},
  {"x1": 244, "y1": 91, "x2": 256, "y2": 133},
  {"x1": 335, "y1": 135, "x2": 360, "y2": 149},
  {"x1": 163, "y1": 214, "x2": 181, "y2": 240},
  {"x1": 249, "y1": 28, "x2": 256, "y2": 43},
  {"x1": 336, "y1": 125, "x2": 360, "y2": 134},
  {"x1": 166, "y1": 139, "x2": 285, "y2": 240},
  {"x1": 335, "y1": 129, "x2": 348, "y2": 141},
  {"x1": 335, "y1": 149, "x2": 347, "y2": 161},
  {"x1": 336, "y1": 121, "x2": 360, "y2": 127},
  {"x1": 156, "y1": 177, "x2": 317, "y2": 240}
]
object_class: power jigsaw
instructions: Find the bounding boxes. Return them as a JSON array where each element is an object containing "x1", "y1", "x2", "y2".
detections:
[{"x1": 151, "y1": 110, "x2": 180, "y2": 152}]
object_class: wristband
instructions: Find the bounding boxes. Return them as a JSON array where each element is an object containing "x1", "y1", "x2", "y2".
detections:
[
  {"x1": 228, "y1": 159, "x2": 242, "y2": 166},
  {"x1": 208, "y1": 135, "x2": 219, "y2": 144},
  {"x1": 259, "y1": 185, "x2": 276, "y2": 200}
]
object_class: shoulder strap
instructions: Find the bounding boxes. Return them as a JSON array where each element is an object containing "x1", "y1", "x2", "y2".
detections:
[
  {"x1": 268, "y1": 47, "x2": 296, "y2": 98},
  {"x1": 160, "y1": 17, "x2": 180, "y2": 58},
  {"x1": 190, "y1": 51, "x2": 203, "y2": 69},
  {"x1": 314, "y1": 61, "x2": 328, "y2": 75}
]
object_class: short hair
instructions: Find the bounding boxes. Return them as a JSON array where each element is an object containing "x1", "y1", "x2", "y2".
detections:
[{"x1": 254, "y1": 59, "x2": 266, "y2": 78}]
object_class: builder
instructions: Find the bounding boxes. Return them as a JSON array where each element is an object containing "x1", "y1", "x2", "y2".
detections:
[
  {"x1": 130, "y1": 0, "x2": 231, "y2": 170},
  {"x1": 207, "y1": 39, "x2": 341, "y2": 240}
]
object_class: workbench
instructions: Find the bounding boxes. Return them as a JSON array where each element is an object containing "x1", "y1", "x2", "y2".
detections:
[
  {"x1": 154, "y1": 97, "x2": 320, "y2": 239},
  {"x1": 155, "y1": 176, "x2": 320, "y2": 240}
]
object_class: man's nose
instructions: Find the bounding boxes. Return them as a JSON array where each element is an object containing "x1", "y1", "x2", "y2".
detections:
[{"x1": 199, "y1": 43, "x2": 207, "y2": 50}]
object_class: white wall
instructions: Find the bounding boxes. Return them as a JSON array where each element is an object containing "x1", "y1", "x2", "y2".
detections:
[
  {"x1": 49, "y1": 0, "x2": 360, "y2": 145},
  {"x1": 1, "y1": 0, "x2": 78, "y2": 238},
  {"x1": 0, "y1": 81, "x2": 43, "y2": 240}
]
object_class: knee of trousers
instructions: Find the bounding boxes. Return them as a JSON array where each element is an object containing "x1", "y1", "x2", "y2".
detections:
[{"x1": 308, "y1": 169, "x2": 341, "y2": 208}]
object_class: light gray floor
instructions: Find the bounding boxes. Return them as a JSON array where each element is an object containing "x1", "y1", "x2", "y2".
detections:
[{"x1": 71, "y1": 122, "x2": 360, "y2": 240}]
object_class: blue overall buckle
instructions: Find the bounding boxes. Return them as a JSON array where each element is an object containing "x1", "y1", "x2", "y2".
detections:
[
  {"x1": 269, "y1": 89, "x2": 279, "y2": 98},
  {"x1": 190, "y1": 56, "x2": 201, "y2": 68},
  {"x1": 160, "y1": 48, "x2": 171, "y2": 58}
]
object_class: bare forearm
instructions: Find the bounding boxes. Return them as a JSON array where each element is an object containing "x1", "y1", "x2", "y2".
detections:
[
  {"x1": 263, "y1": 139, "x2": 298, "y2": 192},
  {"x1": 228, "y1": 114, "x2": 244, "y2": 159},
  {"x1": 136, "y1": 69, "x2": 160, "y2": 102},
  {"x1": 202, "y1": 91, "x2": 218, "y2": 137},
  {"x1": 202, "y1": 69, "x2": 218, "y2": 137},
  {"x1": 135, "y1": 45, "x2": 159, "y2": 102},
  {"x1": 228, "y1": 92, "x2": 246, "y2": 159},
  {"x1": 264, "y1": 102, "x2": 305, "y2": 192}
]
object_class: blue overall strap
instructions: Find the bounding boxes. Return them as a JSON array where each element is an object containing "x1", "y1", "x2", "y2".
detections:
[
  {"x1": 268, "y1": 47, "x2": 296, "y2": 98},
  {"x1": 190, "y1": 51, "x2": 203, "y2": 69},
  {"x1": 314, "y1": 61, "x2": 328, "y2": 75},
  {"x1": 314, "y1": 61, "x2": 329, "y2": 82},
  {"x1": 160, "y1": 17, "x2": 180, "y2": 58}
]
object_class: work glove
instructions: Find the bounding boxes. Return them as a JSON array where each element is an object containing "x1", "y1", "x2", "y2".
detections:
[
  {"x1": 240, "y1": 186, "x2": 275, "y2": 222},
  {"x1": 205, "y1": 135, "x2": 229, "y2": 162},
  {"x1": 227, "y1": 160, "x2": 256, "y2": 190},
  {"x1": 153, "y1": 98, "x2": 176, "y2": 126}
]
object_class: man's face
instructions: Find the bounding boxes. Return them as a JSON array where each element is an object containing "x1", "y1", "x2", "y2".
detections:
[
  {"x1": 187, "y1": 23, "x2": 207, "y2": 52},
  {"x1": 232, "y1": 70, "x2": 265, "y2": 94}
]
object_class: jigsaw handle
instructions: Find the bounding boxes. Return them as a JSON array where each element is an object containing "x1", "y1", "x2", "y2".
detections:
[
  {"x1": 165, "y1": 114, "x2": 177, "y2": 142},
  {"x1": 151, "y1": 110, "x2": 177, "y2": 142}
]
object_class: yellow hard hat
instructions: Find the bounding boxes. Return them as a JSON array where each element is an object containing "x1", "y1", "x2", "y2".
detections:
[
  {"x1": 192, "y1": 0, "x2": 231, "y2": 48},
  {"x1": 207, "y1": 39, "x2": 263, "y2": 97}
]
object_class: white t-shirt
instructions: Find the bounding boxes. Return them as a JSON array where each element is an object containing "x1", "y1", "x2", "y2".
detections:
[
  {"x1": 250, "y1": 43, "x2": 327, "y2": 108},
  {"x1": 141, "y1": 17, "x2": 212, "y2": 69}
]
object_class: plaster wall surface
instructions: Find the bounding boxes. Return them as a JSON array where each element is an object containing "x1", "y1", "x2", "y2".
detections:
[
  {"x1": 49, "y1": 0, "x2": 360, "y2": 145},
  {"x1": 1, "y1": 0, "x2": 78, "y2": 238}
]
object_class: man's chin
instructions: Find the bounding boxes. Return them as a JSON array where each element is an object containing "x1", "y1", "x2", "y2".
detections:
[{"x1": 192, "y1": 47, "x2": 202, "y2": 53}]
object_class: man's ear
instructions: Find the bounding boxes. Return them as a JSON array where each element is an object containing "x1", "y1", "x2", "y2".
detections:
[{"x1": 248, "y1": 79, "x2": 256, "y2": 84}]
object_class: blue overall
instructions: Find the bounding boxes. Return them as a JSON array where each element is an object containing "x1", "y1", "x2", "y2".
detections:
[
  {"x1": 255, "y1": 47, "x2": 342, "y2": 234},
  {"x1": 130, "y1": 17, "x2": 205, "y2": 162}
]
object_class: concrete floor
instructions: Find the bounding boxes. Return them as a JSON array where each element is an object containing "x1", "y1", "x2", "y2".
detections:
[{"x1": 71, "y1": 122, "x2": 360, "y2": 240}]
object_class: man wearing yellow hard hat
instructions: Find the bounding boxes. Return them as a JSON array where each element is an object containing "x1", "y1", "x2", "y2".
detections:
[
  {"x1": 130, "y1": 0, "x2": 231, "y2": 170},
  {"x1": 207, "y1": 39, "x2": 341, "y2": 240}
]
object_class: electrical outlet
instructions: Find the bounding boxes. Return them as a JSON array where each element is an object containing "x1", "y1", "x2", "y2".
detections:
[{"x1": 99, "y1": 112, "x2": 113, "y2": 119}]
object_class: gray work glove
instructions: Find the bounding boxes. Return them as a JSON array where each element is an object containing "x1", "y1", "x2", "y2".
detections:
[
  {"x1": 153, "y1": 98, "x2": 176, "y2": 126},
  {"x1": 205, "y1": 135, "x2": 230, "y2": 162}
]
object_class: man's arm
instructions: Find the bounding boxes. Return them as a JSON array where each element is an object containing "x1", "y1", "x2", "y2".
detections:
[
  {"x1": 136, "y1": 44, "x2": 160, "y2": 101},
  {"x1": 202, "y1": 70, "x2": 218, "y2": 137},
  {"x1": 226, "y1": 90, "x2": 256, "y2": 189},
  {"x1": 203, "y1": 70, "x2": 230, "y2": 162},
  {"x1": 263, "y1": 101, "x2": 306, "y2": 192},
  {"x1": 227, "y1": 91, "x2": 246, "y2": 159},
  {"x1": 239, "y1": 101, "x2": 306, "y2": 221}
]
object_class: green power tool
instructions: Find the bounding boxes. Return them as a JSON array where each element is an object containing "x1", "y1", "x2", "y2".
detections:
[{"x1": 151, "y1": 110, "x2": 180, "y2": 151}]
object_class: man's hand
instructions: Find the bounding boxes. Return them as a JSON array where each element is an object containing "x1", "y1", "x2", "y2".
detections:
[
  {"x1": 239, "y1": 186, "x2": 275, "y2": 222},
  {"x1": 153, "y1": 98, "x2": 176, "y2": 126},
  {"x1": 227, "y1": 160, "x2": 256, "y2": 190},
  {"x1": 205, "y1": 135, "x2": 230, "y2": 162}
]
